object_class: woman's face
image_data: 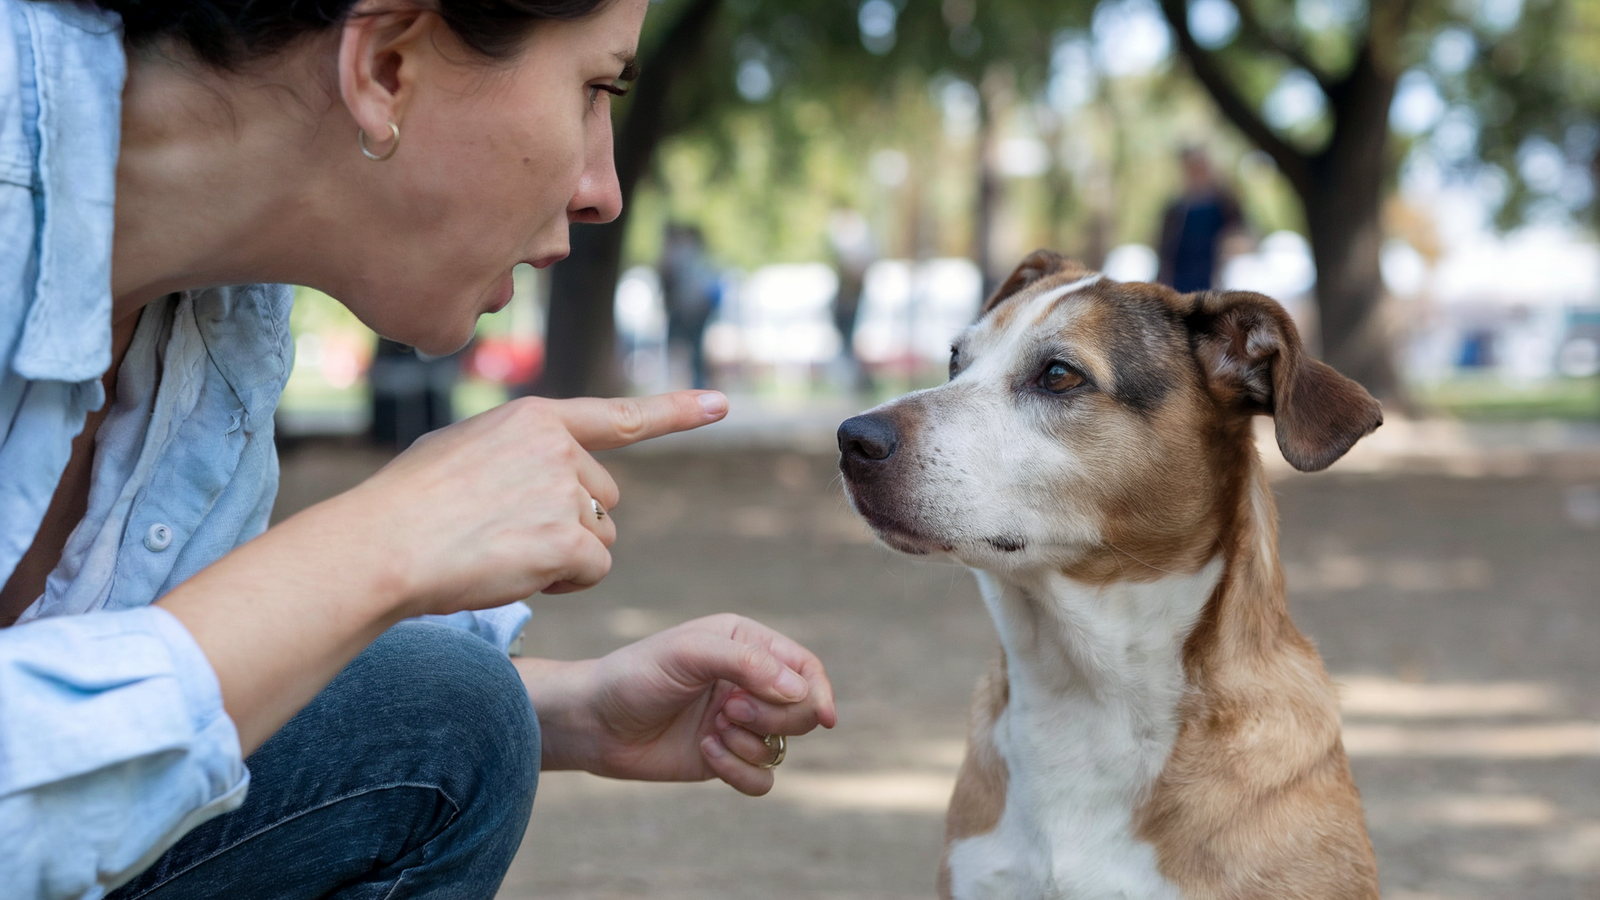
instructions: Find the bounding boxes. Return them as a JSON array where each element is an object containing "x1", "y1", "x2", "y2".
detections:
[{"x1": 334, "y1": 0, "x2": 648, "y2": 353}]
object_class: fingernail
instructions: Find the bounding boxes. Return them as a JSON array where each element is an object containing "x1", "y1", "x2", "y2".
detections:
[
  {"x1": 697, "y1": 392, "x2": 728, "y2": 417},
  {"x1": 701, "y1": 735, "x2": 726, "y2": 759},
  {"x1": 725, "y1": 697, "x2": 758, "y2": 723},
  {"x1": 775, "y1": 668, "x2": 807, "y2": 701}
]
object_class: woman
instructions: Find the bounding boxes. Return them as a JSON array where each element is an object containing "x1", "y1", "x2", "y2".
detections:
[{"x1": 0, "y1": 1, "x2": 837, "y2": 897}]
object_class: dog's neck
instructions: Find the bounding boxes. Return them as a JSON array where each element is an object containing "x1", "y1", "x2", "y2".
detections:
[
  {"x1": 972, "y1": 557, "x2": 1224, "y2": 802},
  {"x1": 962, "y1": 454, "x2": 1294, "y2": 894}
]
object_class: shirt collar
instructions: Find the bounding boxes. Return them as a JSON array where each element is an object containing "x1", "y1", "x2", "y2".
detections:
[{"x1": 8, "y1": 0, "x2": 124, "y2": 384}]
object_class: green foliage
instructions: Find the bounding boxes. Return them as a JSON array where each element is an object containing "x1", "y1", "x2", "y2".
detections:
[{"x1": 616, "y1": 0, "x2": 1593, "y2": 276}]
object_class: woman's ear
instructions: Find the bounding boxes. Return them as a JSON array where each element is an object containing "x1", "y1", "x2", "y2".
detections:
[
  {"x1": 1185, "y1": 290, "x2": 1383, "y2": 472},
  {"x1": 337, "y1": 5, "x2": 434, "y2": 142}
]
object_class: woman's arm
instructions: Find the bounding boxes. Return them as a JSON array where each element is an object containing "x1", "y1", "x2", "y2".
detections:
[{"x1": 159, "y1": 391, "x2": 727, "y2": 754}]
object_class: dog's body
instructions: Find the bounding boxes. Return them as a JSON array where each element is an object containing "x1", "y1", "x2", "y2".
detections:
[{"x1": 839, "y1": 253, "x2": 1381, "y2": 899}]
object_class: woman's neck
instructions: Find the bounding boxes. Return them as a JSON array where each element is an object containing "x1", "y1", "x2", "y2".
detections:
[{"x1": 110, "y1": 41, "x2": 345, "y2": 323}]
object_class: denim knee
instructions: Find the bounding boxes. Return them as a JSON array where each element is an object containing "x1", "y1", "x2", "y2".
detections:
[{"x1": 344, "y1": 621, "x2": 541, "y2": 819}]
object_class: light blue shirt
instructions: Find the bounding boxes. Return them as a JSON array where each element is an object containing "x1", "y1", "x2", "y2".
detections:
[{"x1": 0, "y1": 4, "x2": 530, "y2": 897}]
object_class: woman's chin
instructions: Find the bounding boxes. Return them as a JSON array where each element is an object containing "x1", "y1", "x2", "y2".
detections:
[{"x1": 380, "y1": 316, "x2": 477, "y2": 357}]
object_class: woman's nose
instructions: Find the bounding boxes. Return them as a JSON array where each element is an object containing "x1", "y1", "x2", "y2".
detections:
[{"x1": 568, "y1": 129, "x2": 623, "y2": 225}]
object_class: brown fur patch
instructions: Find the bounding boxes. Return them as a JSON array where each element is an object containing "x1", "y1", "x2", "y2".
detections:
[
  {"x1": 1135, "y1": 466, "x2": 1379, "y2": 899},
  {"x1": 939, "y1": 653, "x2": 1011, "y2": 899}
]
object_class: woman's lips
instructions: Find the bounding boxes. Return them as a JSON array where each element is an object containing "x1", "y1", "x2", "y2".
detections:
[{"x1": 531, "y1": 252, "x2": 569, "y2": 269}]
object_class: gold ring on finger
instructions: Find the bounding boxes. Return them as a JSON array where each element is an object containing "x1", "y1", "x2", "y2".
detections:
[{"x1": 757, "y1": 733, "x2": 786, "y2": 769}]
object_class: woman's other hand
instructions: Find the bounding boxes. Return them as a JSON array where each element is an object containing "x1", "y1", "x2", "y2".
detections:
[
  {"x1": 337, "y1": 391, "x2": 727, "y2": 618},
  {"x1": 523, "y1": 614, "x2": 838, "y2": 796}
]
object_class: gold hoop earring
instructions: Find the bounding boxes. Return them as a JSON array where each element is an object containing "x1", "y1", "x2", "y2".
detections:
[{"x1": 358, "y1": 122, "x2": 400, "y2": 161}]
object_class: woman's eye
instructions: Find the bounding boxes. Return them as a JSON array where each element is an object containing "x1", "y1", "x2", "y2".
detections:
[
  {"x1": 1041, "y1": 361, "x2": 1084, "y2": 394},
  {"x1": 589, "y1": 62, "x2": 638, "y2": 109}
]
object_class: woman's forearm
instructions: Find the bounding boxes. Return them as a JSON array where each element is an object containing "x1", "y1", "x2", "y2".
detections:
[{"x1": 157, "y1": 493, "x2": 413, "y2": 755}]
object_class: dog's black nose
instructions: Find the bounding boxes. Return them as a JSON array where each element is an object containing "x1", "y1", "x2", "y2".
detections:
[{"x1": 838, "y1": 414, "x2": 899, "y2": 461}]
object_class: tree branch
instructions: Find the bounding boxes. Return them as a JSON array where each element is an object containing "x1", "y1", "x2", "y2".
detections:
[
  {"x1": 1230, "y1": 0, "x2": 1337, "y2": 94},
  {"x1": 1158, "y1": 0, "x2": 1311, "y2": 196}
]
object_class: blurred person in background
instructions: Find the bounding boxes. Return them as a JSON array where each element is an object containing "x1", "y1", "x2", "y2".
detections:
[
  {"x1": 659, "y1": 223, "x2": 719, "y2": 390},
  {"x1": 0, "y1": 2, "x2": 836, "y2": 899},
  {"x1": 827, "y1": 206, "x2": 876, "y2": 395},
  {"x1": 1156, "y1": 146, "x2": 1245, "y2": 293}
]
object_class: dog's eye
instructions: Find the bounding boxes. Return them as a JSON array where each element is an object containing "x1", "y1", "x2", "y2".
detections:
[
  {"x1": 949, "y1": 346, "x2": 960, "y2": 378},
  {"x1": 1041, "y1": 361, "x2": 1084, "y2": 394}
]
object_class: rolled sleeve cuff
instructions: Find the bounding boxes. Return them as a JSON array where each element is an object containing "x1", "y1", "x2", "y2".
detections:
[
  {"x1": 414, "y1": 601, "x2": 532, "y2": 656},
  {"x1": 0, "y1": 606, "x2": 249, "y2": 897}
]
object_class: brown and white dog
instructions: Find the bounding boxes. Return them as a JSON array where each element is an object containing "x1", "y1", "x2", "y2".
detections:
[{"x1": 838, "y1": 251, "x2": 1383, "y2": 900}]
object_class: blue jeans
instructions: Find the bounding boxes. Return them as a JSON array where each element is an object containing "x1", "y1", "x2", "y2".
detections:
[{"x1": 108, "y1": 621, "x2": 541, "y2": 900}]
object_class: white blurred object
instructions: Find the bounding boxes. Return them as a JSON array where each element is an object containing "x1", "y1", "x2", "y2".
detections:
[
  {"x1": 1263, "y1": 69, "x2": 1327, "y2": 130},
  {"x1": 870, "y1": 149, "x2": 910, "y2": 187},
  {"x1": 997, "y1": 137, "x2": 1051, "y2": 178},
  {"x1": 1557, "y1": 337, "x2": 1600, "y2": 378},
  {"x1": 854, "y1": 258, "x2": 984, "y2": 368},
  {"x1": 1433, "y1": 227, "x2": 1600, "y2": 309},
  {"x1": 615, "y1": 266, "x2": 665, "y2": 340},
  {"x1": 1092, "y1": 0, "x2": 1172, "y2": 78},
  {"x1": 1102, "y1": 243, "x2": 1158, "y2": 283},
  {"x1": 722, "y1": 263, "x2": 841, "y2": 366},
  {"x1": 1381, "y1": 239, "x2": 1428, "y2": 298},
  {"x1": 615, "y1": 265, "x2": 669, "y2": 391}
]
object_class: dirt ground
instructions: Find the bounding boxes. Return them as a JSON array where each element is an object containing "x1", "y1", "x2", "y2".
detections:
[{"x1": 274, "y1": 438, "x2": 1600, "y2": 900}]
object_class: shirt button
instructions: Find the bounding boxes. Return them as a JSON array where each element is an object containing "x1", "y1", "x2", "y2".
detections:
[{"x1": 144, "y1": 523, "x2": 174, "y2": 552}]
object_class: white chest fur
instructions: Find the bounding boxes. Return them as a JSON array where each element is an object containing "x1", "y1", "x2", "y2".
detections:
[{"x1": 947, "y1": 559, "x2": 1224, "y2": 900}]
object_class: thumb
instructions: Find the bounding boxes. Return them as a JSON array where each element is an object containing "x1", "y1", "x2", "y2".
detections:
[{"x1": 664, "y1": 633, "x2": 810, "y2": 706}]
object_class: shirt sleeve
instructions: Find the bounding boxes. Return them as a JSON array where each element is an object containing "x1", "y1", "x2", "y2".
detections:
[
  {"x1": 414, "y1": 600, "x2": 532, "y2": 656},
  {"x1": 0, "y1": 606, "x2": 249, "y2": 900}
]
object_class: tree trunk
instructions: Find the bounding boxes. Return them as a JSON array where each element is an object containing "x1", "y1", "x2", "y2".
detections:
[
  {"x1": 530, "y1": 0, "x2": 723, "y2": 399},
  {"x1": 972, "y1": 101, "x2": 1001, "y2": 293},
  {"x1": 1156, "y1": 0, "x2": 1410, "y2": 404},
  {"x1": 1303, "y1": 177, "x2": 1392, "y2": 391},
  {"x1": 1300, "y1": 47, "x2": 1401, "y2": 400}
]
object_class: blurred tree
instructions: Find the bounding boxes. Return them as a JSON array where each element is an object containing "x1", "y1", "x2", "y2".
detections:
[
  {"x1": 1159, "y1": 0, "x2": 1600, "y2": 401},
  {"x1": 534, "y1": 0, "x2": 1094, "y2": 396},
  {"x1": 533, "y1": 0, "x2": 723, "y2": 398},
  {"x1": 538, "y1": 0, "x2": 1599, "y2": 400}
]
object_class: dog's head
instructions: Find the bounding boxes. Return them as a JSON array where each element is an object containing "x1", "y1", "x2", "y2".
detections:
[{"x1": 837, "y1": 250, "x2": 1381, "y2": 579}]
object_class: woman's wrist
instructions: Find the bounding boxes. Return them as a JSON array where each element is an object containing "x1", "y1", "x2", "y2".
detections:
[
  {"x1": 514, "y1": 656, "x2": 601, "y2": 771},
  {"x1": 278, "y1": 490, "x2": 422, "y2": 622}
]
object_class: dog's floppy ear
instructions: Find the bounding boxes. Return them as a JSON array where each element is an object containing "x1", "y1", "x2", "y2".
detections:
[
  {"x1": 980, "y1": 249, "x2": 1071, "y2": 316},
  {"x1": 1186, "y1": 290, "x2": 1382, "y2": 472}
]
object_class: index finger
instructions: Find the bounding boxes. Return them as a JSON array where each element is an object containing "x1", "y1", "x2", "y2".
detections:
[{"x1": 550, "y1": 392, "x2": 728, "y2": 451}]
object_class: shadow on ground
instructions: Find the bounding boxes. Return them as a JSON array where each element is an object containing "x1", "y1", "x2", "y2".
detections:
[{"x1": 272, "y1": 441, "x2": 1600, "y2": 900}]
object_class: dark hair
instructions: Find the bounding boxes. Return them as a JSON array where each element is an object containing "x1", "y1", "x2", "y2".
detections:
[{"x1": 91, "y1": 0, "x2": 612, "y2": 69}]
